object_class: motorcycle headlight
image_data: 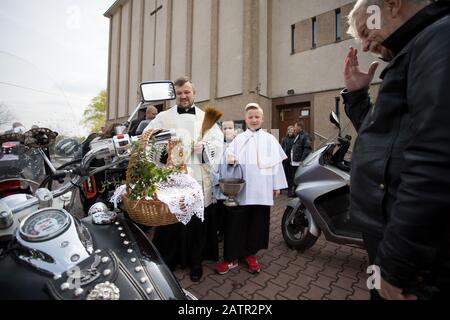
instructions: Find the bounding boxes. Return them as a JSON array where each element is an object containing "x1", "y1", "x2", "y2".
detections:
[
  {"x1": 88, "y1": 202, "x2": 117, "y2": 225},
  {"x1": 0, "y1": 200, "x2": 13, "y2": 229},
  {"x1": 88, "y1": 202, "x2": 109, "y2": 215}
]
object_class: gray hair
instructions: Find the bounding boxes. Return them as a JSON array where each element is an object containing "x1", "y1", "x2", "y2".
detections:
[{"x1": 347, "y1": 0, "x2": 433, "y2": 39}]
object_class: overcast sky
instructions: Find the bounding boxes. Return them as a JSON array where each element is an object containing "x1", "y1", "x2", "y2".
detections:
[{"x1": 0, "y1": 0, "x2": 114, "y2": 136}]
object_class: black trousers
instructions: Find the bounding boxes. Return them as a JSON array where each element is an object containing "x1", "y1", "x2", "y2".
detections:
[
  {"x1": 223, "y1": 205, "x2": 270, "y2": 261},
  {"x1": 283, "y1": 160, "x2": 295, "y2": 190},
  {"x1": 215, "y1": 200, "x2": 226, "y2": 236},
  {"x1": 153, "y1": 206, "x2": 215, "y2": 271},
  {"x1": 203, "y1": 204, "x2": 220, "y2": 262}
]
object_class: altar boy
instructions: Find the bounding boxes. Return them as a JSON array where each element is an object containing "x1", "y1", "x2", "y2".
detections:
[{"x1": 216, "y1": 103, "x2": 287, "y2": 274}]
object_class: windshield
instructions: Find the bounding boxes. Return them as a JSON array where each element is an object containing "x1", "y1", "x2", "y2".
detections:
[
  {"x1": 0, "y1": 52, "x2": 87, "y2": 136},
  {"x1": 0, "y1": 52, "x2": 87, "y2": 183},
  {"x1": 311, "y1": 112, "x2": 356, "y2": 165}
]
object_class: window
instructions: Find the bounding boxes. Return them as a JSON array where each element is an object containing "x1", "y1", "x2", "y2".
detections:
[
  {"x1": 335, "y1": 8, "x2": 342, "y2": 41},
  {"x1": 291, "y1": 24, "x2": 296, "y2": 54},
  {"x1": 312, "y1": 17, "x2": 317, "y2": 48}
]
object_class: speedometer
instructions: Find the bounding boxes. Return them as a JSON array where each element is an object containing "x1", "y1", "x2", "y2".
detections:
[{"x1": 19, "y1": 208, "x2": 70, "y2": 242}]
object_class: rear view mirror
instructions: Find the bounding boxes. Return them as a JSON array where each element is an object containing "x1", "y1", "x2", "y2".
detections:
[
  {"x1": 329, "y1": 111, "x2": 341, "y2": 129},
  {"x1": 140, "y1": 81, "x2": 176, "y2": 102}
]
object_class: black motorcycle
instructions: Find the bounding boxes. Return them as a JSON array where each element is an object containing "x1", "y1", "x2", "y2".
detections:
[{"x1": 0, "y1": 81, "x2": 196, "y2": 300}]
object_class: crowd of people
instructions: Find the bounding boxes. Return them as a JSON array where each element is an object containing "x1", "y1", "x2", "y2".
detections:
[
  {"x1": 132, "y1": 76, "x2": 315, "y2": 282},
  {"x1": 139, "y1": 0, "x2": 450, "y2": 300}
]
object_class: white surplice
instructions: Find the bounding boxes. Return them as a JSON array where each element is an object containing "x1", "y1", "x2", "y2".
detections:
[
  {"x1": 144, "y1": 105, "x2": 223, "y2": 207},
  {"x1": 227, "y1": 129, "x2": 288, "y2": 206}
]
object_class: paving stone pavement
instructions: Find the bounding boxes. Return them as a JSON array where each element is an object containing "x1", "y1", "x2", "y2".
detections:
[{"x1": 174, "y1": 193, "x2": 370, "y2": 300}]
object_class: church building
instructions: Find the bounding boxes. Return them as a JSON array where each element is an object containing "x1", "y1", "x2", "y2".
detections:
[{"x1": 104, "y1": 0, "x2": 383, "y2": 145}]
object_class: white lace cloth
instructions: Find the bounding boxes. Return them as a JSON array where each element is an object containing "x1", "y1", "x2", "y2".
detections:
[
  {"x1": 110, "y1": 184, "x2": 127, "y2": 209},
  {"x1": 156, "y1": 173, "x2": 204, "y2": 225},
  {"x1": 109, "y1": 173, "x2": 204, "y2": 225}
]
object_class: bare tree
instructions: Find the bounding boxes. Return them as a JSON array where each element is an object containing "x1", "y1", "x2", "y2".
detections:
[{"x1": 0, "y1": 103, "x2": 16, "y2": 127}]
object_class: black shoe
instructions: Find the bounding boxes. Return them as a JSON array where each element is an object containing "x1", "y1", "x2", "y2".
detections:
[{"x1": 190, "y1": 265, "x2": 203, "y2": 282}]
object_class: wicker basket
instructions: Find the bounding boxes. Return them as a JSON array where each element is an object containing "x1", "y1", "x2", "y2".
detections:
[
  {"x1": 123, "y1": 129, "x2": 180, "y2": 226},
  {"x1": 122, "y1": 193, "x2": 178, "y2": 226}
]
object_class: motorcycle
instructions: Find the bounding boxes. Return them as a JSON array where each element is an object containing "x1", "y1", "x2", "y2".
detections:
[
  {"x1": 281, "y1": 108, "x2": 364, "y2": 251},
  {"x1": 47, "y1": 82, "x2": 170, "y2": 216},
  {"x1": 0, "y1": 127, "x2": 55, "y2": 201},
  {"x1": 0, "y1": 81, "x2": 196, "y2": 300}
]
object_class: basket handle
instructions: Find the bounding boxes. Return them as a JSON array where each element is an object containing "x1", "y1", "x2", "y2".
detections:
[
  {"x1": 138, "y1": 129, "x2": 163, "y2": 150},
  {"x1": 125, "y1": 128, "x2": 163, "y2": 195}
]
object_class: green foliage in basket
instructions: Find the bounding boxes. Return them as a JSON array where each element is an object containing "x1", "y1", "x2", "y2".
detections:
[
  {"x1": 127, "y1": 139, "x2": 178, "y2": 201},
  {"x1": 101, "y1": 177, "x2": 125, "y2": 192}
]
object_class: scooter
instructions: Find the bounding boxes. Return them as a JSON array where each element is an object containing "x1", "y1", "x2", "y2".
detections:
[
  {"x1": 0, "y1": 81, "x2": 196, "y2": 300},
  {"x1": 281, "y1": 110, "x2": 364, "y2": 251}
]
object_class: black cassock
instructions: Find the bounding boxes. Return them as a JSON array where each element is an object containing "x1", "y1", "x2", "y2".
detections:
[
  {"x1": 223, "y1": 205, "x2": 270, "y2": 261},
  {"x1": 152, "y1": 205, "x2": 218, "y2": 271}
]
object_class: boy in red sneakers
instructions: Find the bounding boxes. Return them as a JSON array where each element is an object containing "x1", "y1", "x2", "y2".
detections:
[{"x1": 216, "y1": 103, "x2": 287, "y2": 275}]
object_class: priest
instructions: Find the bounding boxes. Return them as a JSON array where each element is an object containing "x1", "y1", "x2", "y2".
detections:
[{"x1": 144, "y1": 76, "x2": 223, "y2": 282}]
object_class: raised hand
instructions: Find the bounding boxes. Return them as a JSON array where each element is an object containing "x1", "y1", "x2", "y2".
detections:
[{"x1": 344, "y1": 47, "x2": 379, "y2": 92}]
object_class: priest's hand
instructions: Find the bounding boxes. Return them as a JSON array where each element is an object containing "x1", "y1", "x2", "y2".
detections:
[
  {"x1": 193, "y1": 141, "x2": 205, "y2": 155},
  {"x1": 273, "y1": 190, "x2": 280, "y2": 198}
]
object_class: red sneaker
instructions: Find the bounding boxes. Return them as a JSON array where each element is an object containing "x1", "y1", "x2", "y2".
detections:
[
  {"x1": 245, "y1": 256, "x2": 261, "y2": 273},
  {"x1": 216, "y1": 260, "x2": 238, "y2": 275}
]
